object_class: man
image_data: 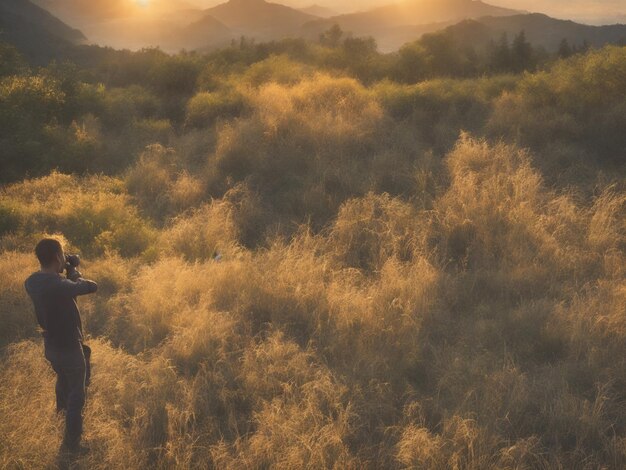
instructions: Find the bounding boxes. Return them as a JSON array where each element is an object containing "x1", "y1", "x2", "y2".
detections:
[{"x1": 24, "y1": 238, "x2": 97, "y2": 455}]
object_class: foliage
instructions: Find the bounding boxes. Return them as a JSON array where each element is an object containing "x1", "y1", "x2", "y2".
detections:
[
  {"x1": 489, "y1": 46, "x2": 626, "y2": 184},
  {"x1": 0, "y1": 172, "x2": 156, "y2": 258},
  {"x1": 0, "y1": 34, "x2": 625, "y2": 469}
]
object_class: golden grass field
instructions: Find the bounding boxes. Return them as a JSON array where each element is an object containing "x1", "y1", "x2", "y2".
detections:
[{"x1": 0, "y1": 44, "x2": 625, "y2": 468}]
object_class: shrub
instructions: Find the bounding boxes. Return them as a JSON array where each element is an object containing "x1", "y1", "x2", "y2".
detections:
[
  {"x1": 0, "y1": 252, "x2": 39, "y2": 347},
  {"x1": 0, "y1": 43, "x2": 27, "y2": 77},
  {"x1": 489, "y1": 46, "x2": 626, "y2": 169},
  {"x1": 329, "y1": 192, "x2": 418, "y2": 272},
  {"x1": 242, "y1": 54, "x2": 314, "y2": 87},
  {"x1": 184, "y1": 89, "x2": 247, "y2": 129},
  {"x1": 159, "y1": 201, "x2": 240, "y2": 262},
  {"x1": 0, "y1": 200, "x2": 22, "y2": 236},
  {"x1": 373, "y1": 75, "x2": 518, "y2": 151},
  {"x1": 101, "y1": 85, "x2": 160, "y2": 129},
  {"x1": 207, "y1": 74, "x2": 424, "y2": 234},
  {"x1": 1, "y1": 172, "x2": 156, "y2": 257},
  {"x1": 126, "y1": 145, "x2": 211, "y2": 220},
  {"x1": 435, "y1": 134, "x2": 587, "y2": 276}
]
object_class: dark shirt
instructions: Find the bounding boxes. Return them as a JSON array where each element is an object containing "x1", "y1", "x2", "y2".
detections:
[{"x1": 24, "y1": 272, "x2": 97, "y2": 351}]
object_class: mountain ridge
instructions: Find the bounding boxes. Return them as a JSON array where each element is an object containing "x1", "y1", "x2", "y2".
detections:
[
  {"x1": 298, "y1": 4, "x2": 338, "y2": 18},
  {"x1": 0, "y1": 0, "x2": 86, "y2": 63},
  {"x1": 202, "y1": 0, "x2": 317, "y2": 40},
  {"x1": 471, "y1": 13, "x2": 626, "y2": 51},
  {"x1": 303, "y1": 0, "x2": 522, "y2": 33},
  {"x1": 5, "y1": 0, "x2": 626, "y2": 58}
]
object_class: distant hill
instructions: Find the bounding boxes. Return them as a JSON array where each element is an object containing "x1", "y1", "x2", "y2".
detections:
[
  {"x1": 31, "y1": 0, "x2": 196, "y2": 24},
  {"x1": 32, "y1": 0, "x2": 129, "y2": 23},
  {"x1": 441, "y1": 14, "x2": 626, "y2": 52},
  {"x1": 302, "y1": 0, "x2": 522, "y2": 48},
  {"x1": 203, "y1": 0, "x2": 318, "y2": 40},
  {"x1": 298, "y1": 4, "x2": 338, "y2": 18},
  {"x1": 171, "y1": 14, "x2": 234, "y2": 50},
  {"x1": 29, "y1": 0, "x2": 200, "y2": 51},
  {"x1": 0, "y1": 0, "x2": 86, "y2": 63},
  {"x1": 11, "y1": 0, "x2": 625, "y2": 56}
]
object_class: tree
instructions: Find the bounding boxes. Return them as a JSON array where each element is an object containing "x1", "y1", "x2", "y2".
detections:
[
  {"x1": 572, "y1": 39, "x2": 591, "y2": 55},
  {"x1": 419, "y1": 31, "x2": 467, "y2": 77},
  {"x1": 395, "y1": 42, "x2": 428, "y2": 83},
  {"x1": 343, "y1": 36, "x2": 377, "y2": 58},
  {"x1": 558, "y1": 38, "x2": 572, "y2": 59},
  {"x1": 320, "y1": 24, "x2": 344, "y2": 48},
  {"x1": 489, "y1": 33, "x2": 511, "y2": 73},
  {"x1": 0, "y1": 43, "x2": 27, "y2": 78},
  {"x1": 511, "y1": 30, "x2": 534, "y2": 72}
]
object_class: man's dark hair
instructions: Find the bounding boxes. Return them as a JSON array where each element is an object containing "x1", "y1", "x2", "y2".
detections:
[{"x1": 35, "y1": 238, "x2": 63, "y2": 267}]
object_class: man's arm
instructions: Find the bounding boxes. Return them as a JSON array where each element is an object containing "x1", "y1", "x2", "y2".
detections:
[{"x1": 57, "y1": 277, "x2": 98, "y2": 297}]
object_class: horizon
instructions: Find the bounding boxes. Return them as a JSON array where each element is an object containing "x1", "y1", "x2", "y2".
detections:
[
  {"x1": 35, "y1": 0, "x2": 626, "y2": 26},
  {"x1": 201, "y1": 0, "x2": 626, "y2": 24},
  {"x1": 30, "y1": 0, "x2": 626, "y2": 54}
]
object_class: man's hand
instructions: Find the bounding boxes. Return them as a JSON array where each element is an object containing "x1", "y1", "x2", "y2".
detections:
[{"x1": 66, "y1": 266, "x2": 82, "y2": 282}]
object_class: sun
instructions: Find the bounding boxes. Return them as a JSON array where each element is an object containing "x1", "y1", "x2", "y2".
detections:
[{"x1": 134, "y1": 0, "x2": 150, "y2": 6}]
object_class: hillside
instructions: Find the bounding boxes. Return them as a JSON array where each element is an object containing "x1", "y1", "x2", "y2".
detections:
[
  {"x1": 415, "y1": 14, "x2": 626, "y2": 55},
  {"x1": 18, "y1": 0, "x2": 626, "y2": 54},
  {"x1": 31, "y1": 0, "x2": 196, "y2": 24},
  {"x1": 303, "y1": 0, "x2": 521, "y2": 46},
  {"x1": 298, "y1": 4, "x2": 338, "y2": 18},
  {"x1": 172, "y1": 14, "x2": 234, "y2": 50},
  {"x1": 0, "y1": 0, "x2": 85, "y2": 63},
  {"x1": 29, "y1": 0, "x2": 202, "y2": 51},
  {"x1": 204, "y1": 0, "x2": 318, "y2": 40},
  {"x1": 321, "y1": 11, "x2": 626, "y2": 53},
  {"x1": 475, "y1": 13, "x2": 626, "y2": 51}
]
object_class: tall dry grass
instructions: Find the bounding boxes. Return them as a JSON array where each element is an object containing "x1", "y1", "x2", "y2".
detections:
[
  {"x1": 1, "y1": 47, "x2": 626, "y2": 468},
  {"x1": 1, "y1": 133, "x2": 624, "y2": 468}
]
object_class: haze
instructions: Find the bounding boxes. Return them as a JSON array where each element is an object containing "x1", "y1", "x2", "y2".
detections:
[
  {"x1": 33, "y1": 0, "x2": 626, "y2": 25},
  {"x1": 191, "y1": 0, "x2": 626, "y2": 23},
  {"x1": 30, "y1": 0, "x2": 626, "y2": 52}
]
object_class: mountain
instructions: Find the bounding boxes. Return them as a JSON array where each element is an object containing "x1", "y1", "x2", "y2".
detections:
[
  {"x1": 444, "y1": 14, "x2": 626, "y2": 52},
  {"x1": 0, "y1": 0, "x2": 86, "y2": 63},
  {"x1": 203, "y1": 0, "x2": 318, "y2": 40},
  {"x1": 171, "y1": 14, "x2": 234, "y2": 50},
  {"x1": 32, "y1": 0, "x2": 129, "y2": 23},
  {"x1": 29, "y1": 0, "x2": 200, "y2": 51},
  {"x1": 304, "y1": 0, "x2": 521, "y2": 33},
  {"x1": 302, "y1": 0, "x2": 522, "y2": 50},
  {"x1": 299, "y1": 4, "x2": 338, "y2": 18},
  {"x1": 31, "y1": 0, "x2": 196, "y2": 24}
]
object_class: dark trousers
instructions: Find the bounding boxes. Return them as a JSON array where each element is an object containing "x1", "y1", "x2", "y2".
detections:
[{"x1": 45, "y1": 343, "x2": 91, "y2": 447}]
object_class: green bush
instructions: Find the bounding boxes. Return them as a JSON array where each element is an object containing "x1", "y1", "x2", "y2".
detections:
[
  {"x1": 207, "y1": 75, "x2": 426, "y2": 235},
  {"x1": 489, "y1": 46, "x2": 626, "y2": 167},
  {"x1": 1, "y1": 172, "x2": 156, "y2": 257},
  {"x1": 243, "y1": 54, "x2": 314, "y2": 87},
  {"x1": 0, "y1": 200, "x2": 22, "y2": 236},
  {"x1": 185, "y1": 89, "x2": 247, "y2": 129}
]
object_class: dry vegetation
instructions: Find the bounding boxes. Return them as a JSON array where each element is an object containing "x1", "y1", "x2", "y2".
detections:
[{"x1": 0, "y1": 43, "x2": 625, "y2": 469}]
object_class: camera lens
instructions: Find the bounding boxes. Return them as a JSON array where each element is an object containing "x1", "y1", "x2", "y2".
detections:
[{"x1": 66, "y1": 254, "x2": 81, "y2": 267}]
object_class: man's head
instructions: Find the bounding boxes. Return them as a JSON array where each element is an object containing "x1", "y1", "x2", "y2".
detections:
[{"x1": 35, "y1": 238, "x2": 65, "y2": 273}]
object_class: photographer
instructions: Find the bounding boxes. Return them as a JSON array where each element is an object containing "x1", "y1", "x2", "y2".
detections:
[{"x1": 24, "y1": 238, "x2": 97, "y2": 455}]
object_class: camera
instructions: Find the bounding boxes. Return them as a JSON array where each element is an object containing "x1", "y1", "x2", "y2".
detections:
[{"x1": 65, "y1": 254, "x2": 82, "y2": 281}]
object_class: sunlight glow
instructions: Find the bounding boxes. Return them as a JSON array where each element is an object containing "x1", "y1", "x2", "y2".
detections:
[{"x1": 135, "y1": 0, "x2": 150, "y2": 7}]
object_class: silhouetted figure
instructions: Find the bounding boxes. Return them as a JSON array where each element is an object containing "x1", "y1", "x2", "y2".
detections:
[{"x1": 24, "y1": 239, "x2": 97, "y2": 455}]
